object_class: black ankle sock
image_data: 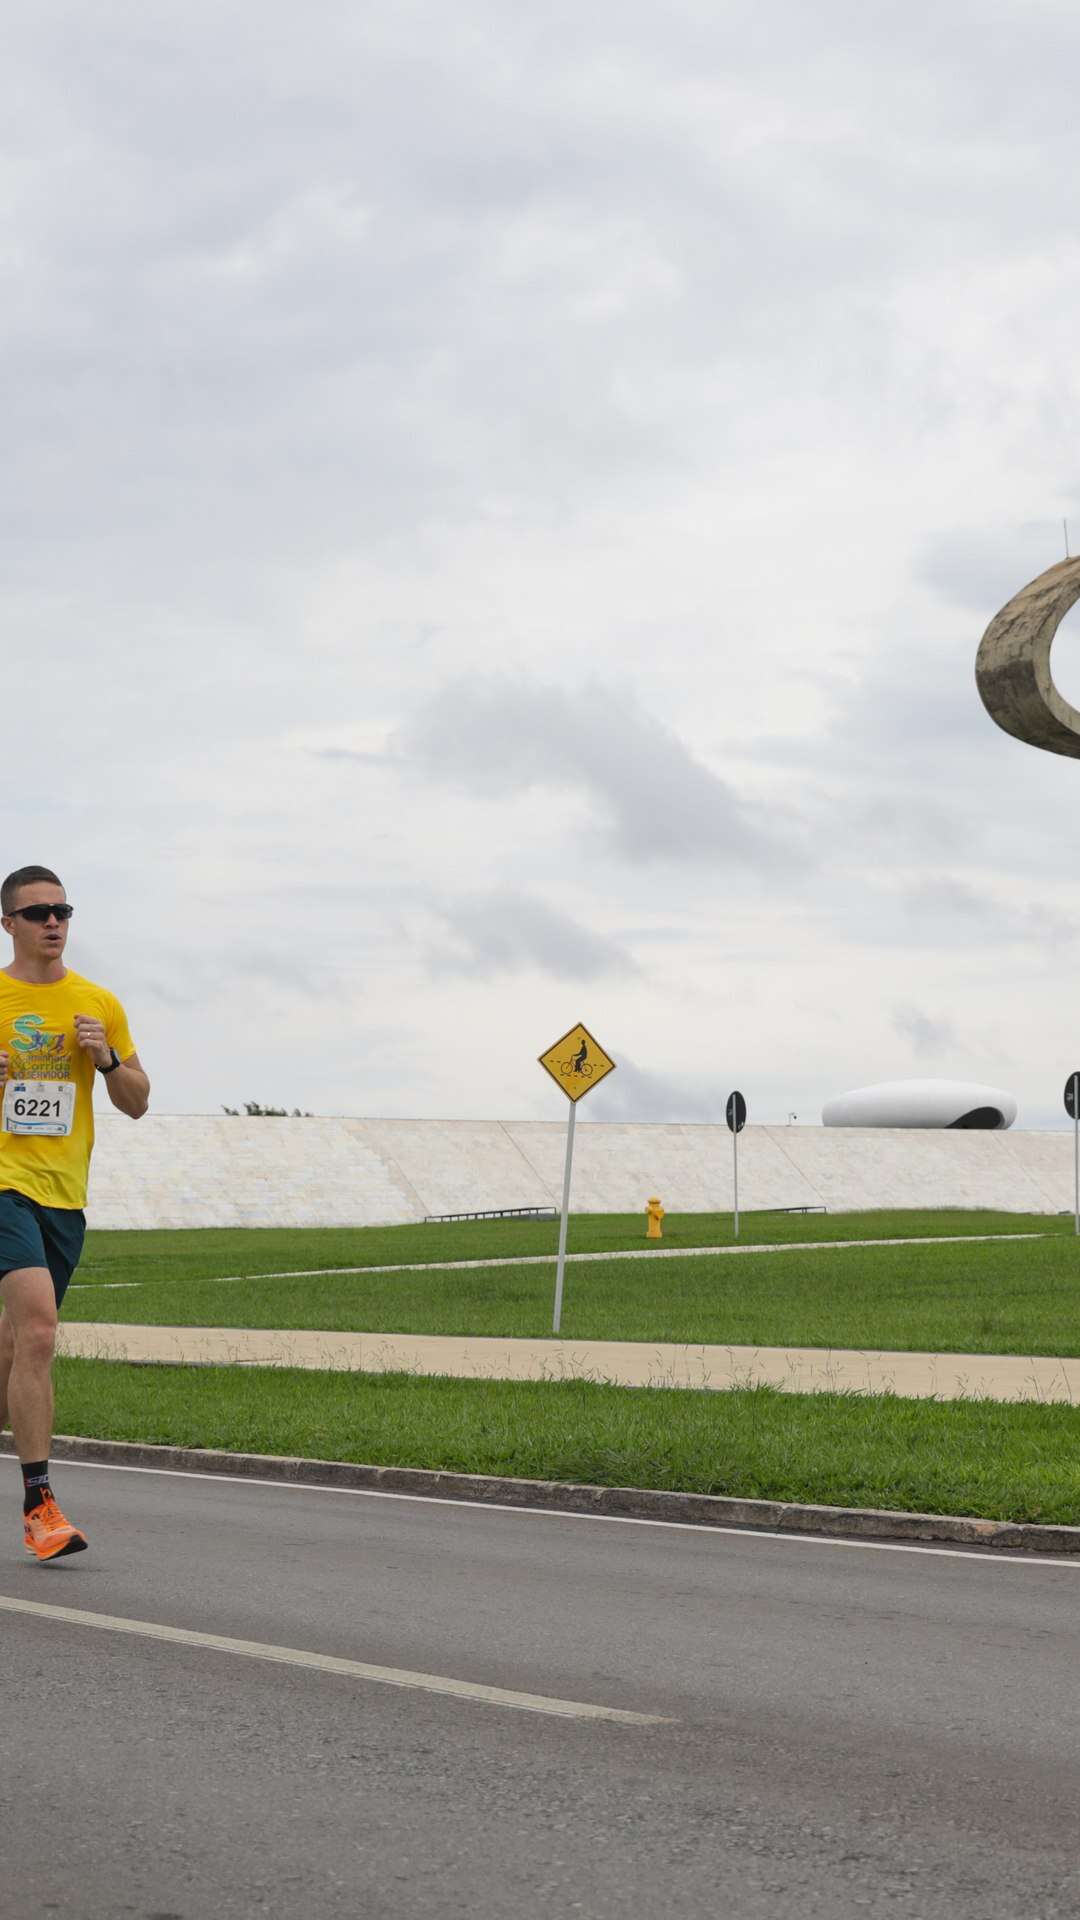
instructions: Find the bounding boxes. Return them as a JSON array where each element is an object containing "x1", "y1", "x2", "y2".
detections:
[{"x1": 21, "y1": 1461, "x2": 50, "y2": 1515}]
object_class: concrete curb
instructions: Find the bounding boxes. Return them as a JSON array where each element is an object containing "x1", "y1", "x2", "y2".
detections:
[{"x1": 9, "y1": 1432, "x2": 1080, "y2": 1555}]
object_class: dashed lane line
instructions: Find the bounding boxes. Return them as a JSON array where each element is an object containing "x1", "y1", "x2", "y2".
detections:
[{"x1": 0, "y1": 1592, "x2": 669, "y2": 1725}]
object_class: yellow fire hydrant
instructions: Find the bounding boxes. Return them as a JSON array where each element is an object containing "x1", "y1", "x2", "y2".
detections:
[{"x1": 645, "y1": 1196, "x2": 665, "y2": 1240}]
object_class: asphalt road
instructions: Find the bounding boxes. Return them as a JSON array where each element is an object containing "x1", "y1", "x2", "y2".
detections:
[{"x1": 2, "y1": 1464, "x2": 1080, "y2": 1919}]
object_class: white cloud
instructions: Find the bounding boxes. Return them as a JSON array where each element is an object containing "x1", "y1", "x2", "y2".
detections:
[
  {"x1": 4, "y1": 0, "x2": 1080, "y2": 1128},
  {"x1": 586, "y1": 1057, "x2": 729, "y2": 1124},
  {"x1": 891, "y1": 1004, "x2": 958, "y2": 1062},
  {"x1": 426, "y1": 890, "x2": 639, "y2": 981},
  {"x1": 399, "y1": 677, "x2": 801, "y2": 870}
]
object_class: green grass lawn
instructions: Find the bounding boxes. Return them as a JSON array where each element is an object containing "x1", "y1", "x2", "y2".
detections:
[
  {"x1": 63, "y1": 1216, "x2": 1080, "y2": 1357},
  {"x1": 72, "y1": 1207, "x2": 1066, "y2": 1289},
  {"x1": 45, "y1": 1213, "x2": 1080, "y2": 1522},
  {"x1": 51, "y1": 1357, "x2": 1080, "y2": 1526}
]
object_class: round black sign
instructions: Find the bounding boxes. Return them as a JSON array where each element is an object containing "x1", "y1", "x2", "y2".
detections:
[
  {"x1": 726, "y1": 1090, "x2": 747, "y2": 1134},
  {"x1": 1065, "y1": 1073, "x2": 1080, "y2": 1120}
]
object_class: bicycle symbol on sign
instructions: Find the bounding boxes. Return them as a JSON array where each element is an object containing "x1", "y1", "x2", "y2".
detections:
[{"x1": 560, "y1": 1040, "x2": 594, "y2": 1080}]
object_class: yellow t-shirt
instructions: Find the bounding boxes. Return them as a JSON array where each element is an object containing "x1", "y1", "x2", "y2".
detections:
[{"x1": 0, "y1": 969, "x2": 136, "y2": 1211}]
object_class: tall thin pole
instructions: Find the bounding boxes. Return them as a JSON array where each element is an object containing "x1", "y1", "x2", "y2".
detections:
[
  {"x1": 733, "y1": 1125, "x2": 740, "y2": 1240},
  {"x1": 1060, "y1": 1075, "x2": 1068, "y2": 1236},
  {"x1": 553, "y1": 1101, "x2": 577, "y2": 1332},
  {"x1": 1073, "y1": 1072, "x2": 1079, "y2": 1238}
]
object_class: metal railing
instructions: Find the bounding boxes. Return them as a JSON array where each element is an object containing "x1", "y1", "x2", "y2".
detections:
[
  {"x1": 749, "y1": 1204, "x2": 827, "y2": 1215},
  {"x1": 423, "y1": 1205, "x2": 558, "y2": 1224},
  {"x1": 423, "y1": 1202, "x2": 825, "y2": 1223}
]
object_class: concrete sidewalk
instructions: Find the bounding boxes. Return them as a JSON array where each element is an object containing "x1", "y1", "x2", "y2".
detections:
[{"x1": 55, "y1": 1321, "x2": 1080, "y2": 1404}]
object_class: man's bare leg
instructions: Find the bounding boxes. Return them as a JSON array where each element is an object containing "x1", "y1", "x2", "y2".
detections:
[
  {"x1": 0, "y1": 1307, "x2": 13, "y2": 1434},
  {"x1": 0, "y1": 1268, "x2": 58, "y2": 1461},
  {"x1": 1, "y1": 1267, "x2": 85, "y2": 1556}
]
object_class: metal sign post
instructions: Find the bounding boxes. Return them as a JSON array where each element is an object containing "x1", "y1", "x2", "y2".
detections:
[
  {"x1": 552, "y1": 1101, "x2": 576, "y2": 1334},
  {"x1": 538, "y1": 1023, "x2": 617, "y2": 1334},
  {"x1": 1066, "y1": 1073, "x2": 1080, "y2": 1237},
  {"x1": 725, "y1": 1091, "x2": 748, "y2": 1238}
]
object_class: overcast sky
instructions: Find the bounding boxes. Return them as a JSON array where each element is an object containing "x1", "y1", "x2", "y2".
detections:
[{"x1": 7, "y1": 0, "x2": 1080, "y2": 1128}]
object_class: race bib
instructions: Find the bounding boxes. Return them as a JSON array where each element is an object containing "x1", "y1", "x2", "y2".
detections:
[{"x1": 2, "y1": 1079, "x2": 77, "y2": 1137}]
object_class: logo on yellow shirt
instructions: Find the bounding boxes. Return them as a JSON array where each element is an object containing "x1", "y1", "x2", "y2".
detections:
[{"x1": 10, "y1": 1015, "x2": 71, "y2": 1078}]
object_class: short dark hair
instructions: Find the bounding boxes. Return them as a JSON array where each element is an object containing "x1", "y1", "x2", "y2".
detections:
[{"x1": 1, "y1": 866, "x2": 64, "y2": 915}]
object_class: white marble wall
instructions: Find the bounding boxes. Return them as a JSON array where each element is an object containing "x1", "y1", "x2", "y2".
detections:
[{"x1": 82, "y1": 1115, "x2": 1080, "y2": 1229}]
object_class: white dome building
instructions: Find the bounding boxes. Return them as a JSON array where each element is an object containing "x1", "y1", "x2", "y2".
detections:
[{"x1": 822, "y1": 1079, "x2": 1018, "y2": 1131}]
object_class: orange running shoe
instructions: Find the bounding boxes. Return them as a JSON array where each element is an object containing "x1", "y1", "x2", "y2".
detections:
[{"x1": 23, "y1": 1493, "x2": 88, "y2": 1562}]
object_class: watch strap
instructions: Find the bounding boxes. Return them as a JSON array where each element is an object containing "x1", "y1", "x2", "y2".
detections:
[{"x1": 98, "y1": 1048, "x2": 121, "y2": 1075}]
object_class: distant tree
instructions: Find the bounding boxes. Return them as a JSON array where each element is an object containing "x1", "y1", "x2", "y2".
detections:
[{"x1": 222, "y1": 1101, "x2": 313, "y2": 1116}]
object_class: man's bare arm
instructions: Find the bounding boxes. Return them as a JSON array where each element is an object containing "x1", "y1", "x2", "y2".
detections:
[
  {"x1": 73, "y1": 1017, "x2": 150, "y2": 1120},
  {"x1": 105, "y1": 1050, "x2": 150, "y2": 1121}
]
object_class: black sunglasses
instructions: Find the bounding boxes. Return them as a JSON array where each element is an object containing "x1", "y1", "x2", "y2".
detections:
[{"x1": 9, "y1": 903, "x2": 74, "y2": 923}]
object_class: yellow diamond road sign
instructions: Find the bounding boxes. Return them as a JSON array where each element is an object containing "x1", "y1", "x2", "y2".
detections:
[{"x1": 538, "y1": 1023, "x2": 616, "y2": 1103}]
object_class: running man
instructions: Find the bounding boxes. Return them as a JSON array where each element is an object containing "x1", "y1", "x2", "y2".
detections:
[{"x1": 0, "y1": 866, "x2": 149, "y2": 1560}]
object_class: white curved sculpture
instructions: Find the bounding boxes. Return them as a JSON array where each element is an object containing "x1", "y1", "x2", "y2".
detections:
[{"x1": 822, "y1": 1079, "x2": 1018, "y2": 1131}]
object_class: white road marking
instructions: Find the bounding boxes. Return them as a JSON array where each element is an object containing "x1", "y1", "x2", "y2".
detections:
[
  {"x1": 0, "y1": 1591, "x2": 667, "y2": 1724},
  {"x1": 51, "y1": 1456, "x2": 1080, "y2": 1570},
  {"x1": 66, "y1": 1230, "x2": 1048, "y2": 1290}
]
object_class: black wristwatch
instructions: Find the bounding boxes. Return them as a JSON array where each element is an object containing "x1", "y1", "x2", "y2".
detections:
[{"x1": 98, "y1": 1049, "x2": 121, "y2": 1075}]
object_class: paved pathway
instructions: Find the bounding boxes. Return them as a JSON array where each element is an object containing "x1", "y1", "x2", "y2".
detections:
[{"x1": 56, "y1": 1320, "x2": 1080, "y2": 1402}]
